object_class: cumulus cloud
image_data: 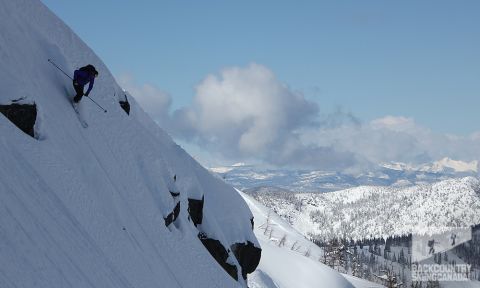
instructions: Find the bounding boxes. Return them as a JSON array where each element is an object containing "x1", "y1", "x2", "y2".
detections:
[
  {"x1": 120, "y1": 64, "x2": 480, "y2": 171},
  {"x1": 172, "y1": 63, "x2": 320, "y2": 165},
  {"x1": 302, "y1": 115, "x2": 480, "y2": 169}
]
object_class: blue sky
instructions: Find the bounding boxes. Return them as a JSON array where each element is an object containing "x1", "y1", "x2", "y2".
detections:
[
  {"x1": 41, "y1": 0, "x2": 480, "y2": 169},
  {"x1": 42, "y1": 0, "x2": 479, "y2": 134}
]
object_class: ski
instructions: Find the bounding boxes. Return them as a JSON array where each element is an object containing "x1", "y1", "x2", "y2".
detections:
[{"x1": 72, "y1": 102, "x2": 88, "y2": 128}]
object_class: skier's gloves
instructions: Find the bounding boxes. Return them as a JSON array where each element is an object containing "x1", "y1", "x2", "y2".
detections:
[
  {"x1": 84, "y1": 92, "x2": 89, "y2": 97},
  {"x1": 74, "y1": 81, "x2": 78, "y2": 86}
]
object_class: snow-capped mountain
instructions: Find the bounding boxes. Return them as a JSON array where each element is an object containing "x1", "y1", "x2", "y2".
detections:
[
  {"x1": 383, "y1": 157, "x2": 478, "y2": 174},
  {"x1": 0, "y1": 1, "x2": 260, "y2": 287},
  {"x1": 245, "y1": 177, "x2": 480, "y2": 240},
  {"x1": 426, "y1": 157, "x2": 478, "y2": 173},
  {"x1": 211, "y1": 159, "x2": 478, "y2": 193}
]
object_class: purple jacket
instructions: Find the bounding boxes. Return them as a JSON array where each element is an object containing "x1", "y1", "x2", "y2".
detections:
[{"x1": 73, "y1": 69, "x2": 95, "y2": 95}]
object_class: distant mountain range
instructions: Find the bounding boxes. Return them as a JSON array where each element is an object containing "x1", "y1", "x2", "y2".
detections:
[
  {"x1": 210, "y1": 158, "x2": 479, "y2": 193},
  {"x1": 211, "y1": 162, "x2": 480, "y2": 286},
  {"x1": 244, "y1": 177, "x2": 480, "y2": 240}
]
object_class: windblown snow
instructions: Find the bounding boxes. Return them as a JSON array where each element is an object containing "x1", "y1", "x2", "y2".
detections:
[{"x1": 0, "y1": 1, "x2": 260, "y2": 287}]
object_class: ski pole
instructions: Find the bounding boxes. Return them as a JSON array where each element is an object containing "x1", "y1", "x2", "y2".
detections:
[
  {"x1": 47, "y1": 58, "x2": 73, "y2": 80},
  {"x1": 86, "y1": 96, "x2": 107, "y2": 113}
]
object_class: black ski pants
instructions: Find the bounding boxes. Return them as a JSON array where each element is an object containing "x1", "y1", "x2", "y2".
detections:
[{"x1": 73, "y1": 81, "x2": 84, "y2": 103}]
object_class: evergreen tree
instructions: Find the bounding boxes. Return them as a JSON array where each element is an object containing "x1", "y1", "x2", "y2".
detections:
[{"x1": 399, "y1": 248, "x2": 406, "y2": 265}]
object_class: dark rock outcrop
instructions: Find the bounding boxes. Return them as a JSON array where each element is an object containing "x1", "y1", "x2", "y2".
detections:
[
  {"x1": 231, "y1": 241, "x2": 262, "y2": 279},
  {"x1": 188, "y1": 196, "x2": 204, "y2": 226},
  {"x1": 164, "y1": 202, "x2": 180, "y2": 227},
  {"x1": 0, "y1": 103, "x2": 37, "y2": 138},
  {"x1": 198, "y1": 233, "x2": 238, "y2": 281},
  {"x1": 119, "y1": 95, "x2": 130, "y2": 115},
  {"x1": 170, "y1": 191, "x2": 180, "y2": 197}
]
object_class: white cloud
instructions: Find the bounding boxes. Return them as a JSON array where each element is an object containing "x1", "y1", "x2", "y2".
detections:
[
  {"x1": 120, "y1": 65, "x2": 480, "y2": 171},
  {"x1": 302, "y1": 115, "x2": 480, "y2": 168},
  {"x1": 370, "y1": 116, "x2": 418, "y2": 132},
  {"x1": 172, "y1": 63, "x2": 319, "y2": 162}
]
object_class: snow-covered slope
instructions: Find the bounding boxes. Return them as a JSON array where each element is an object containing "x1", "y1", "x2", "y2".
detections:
[
  {"x1": 247, "y1": 177, "x2": 480, "y2": 240},
  {"x1": 0, "y1": 1, "x2": 259, "y2": 287},
  {"x1": 239, "y1": 192, "x2": 383, "y2": 288}
]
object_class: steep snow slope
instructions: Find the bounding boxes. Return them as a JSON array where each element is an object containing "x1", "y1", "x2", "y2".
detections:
[
  {"x1": 0, "y1": 1, "x2": 259, "y2": 287},
  {"x1": 239, "y1": 192, "x2": 383, "y2": 288},
  {"x1": 247, "y1": 177, "x2": 480, "y2": 240}
]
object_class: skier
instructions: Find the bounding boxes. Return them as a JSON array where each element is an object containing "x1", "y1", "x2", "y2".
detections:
[
  {"x1": 428, "y1": 239, "x2": 436, "y2": 254},
  {"x1": 73, "y1": 64, "x2": 98, "y2": 103},
  {"x1": 451, "y1": 233, "x2": 456, "y2": 246}
]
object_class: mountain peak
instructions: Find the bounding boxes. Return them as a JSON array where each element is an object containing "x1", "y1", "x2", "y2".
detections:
[{"x1": 428, "y1": 157, "x2": 478, "y2": 173}]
